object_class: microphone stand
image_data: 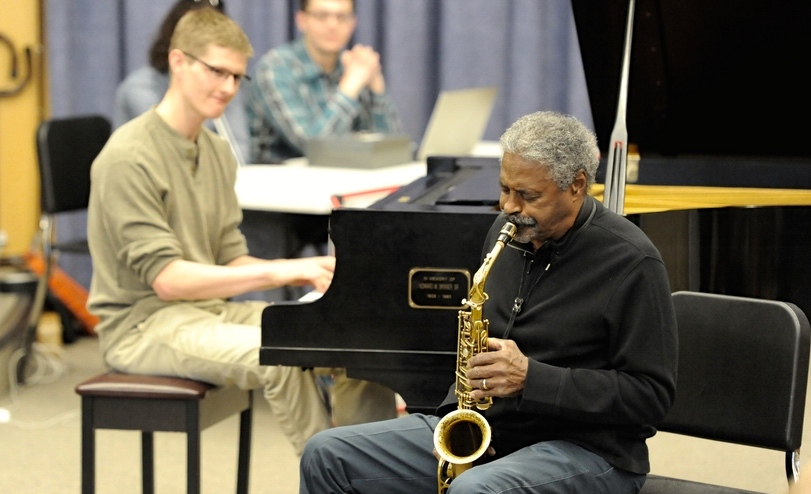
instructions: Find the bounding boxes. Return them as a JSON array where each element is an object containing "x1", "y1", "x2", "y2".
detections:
[{"x1": 603, "y1": 0, "x2": 636, "y2": 215}]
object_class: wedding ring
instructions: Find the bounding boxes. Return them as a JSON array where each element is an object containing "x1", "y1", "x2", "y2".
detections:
[{"x1": 482, "y1": 379, "x2": 488, "y2": 391}]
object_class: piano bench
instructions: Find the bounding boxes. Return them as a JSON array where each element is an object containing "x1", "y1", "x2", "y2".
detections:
[{"x1": 75, "y1": 372, "x2": 253, "y2": 494}]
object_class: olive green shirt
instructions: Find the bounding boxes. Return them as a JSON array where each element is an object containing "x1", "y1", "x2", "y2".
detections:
[{"x1": 87, "y1": 109, "x2": 248, "y2": 348}]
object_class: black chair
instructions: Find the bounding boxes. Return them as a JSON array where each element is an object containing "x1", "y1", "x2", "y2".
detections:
[
  {"x1": 640, "y1": 291, "x2": 811, "y2": 494},
  {"x1": 19, "y1": 115, "x2": 111, "y2": 376},
  {"x1": 75, "y1": 372, "x2": 253, "y2": 494}
]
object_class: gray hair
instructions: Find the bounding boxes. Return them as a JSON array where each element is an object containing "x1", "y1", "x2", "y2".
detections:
[{"x1": 499, "y1": 111, "x2": 599, "y2": 190}]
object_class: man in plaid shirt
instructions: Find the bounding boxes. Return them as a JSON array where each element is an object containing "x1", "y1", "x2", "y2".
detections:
[
  {"x1": 240, "y1": 1, "x2": 401, "y2": 423},
  {"x1": 245, "y1": 0, "x2": 402, "y2": 164}
]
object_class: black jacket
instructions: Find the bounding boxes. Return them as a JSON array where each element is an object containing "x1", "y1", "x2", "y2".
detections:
[{"x1": 438, "y1": 195, "x2": 678, "y2": 474}]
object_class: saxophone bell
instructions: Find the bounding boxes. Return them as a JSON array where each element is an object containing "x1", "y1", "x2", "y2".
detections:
[{"x1": 434, "y1": 408, "x2": 492, "y2": 493}]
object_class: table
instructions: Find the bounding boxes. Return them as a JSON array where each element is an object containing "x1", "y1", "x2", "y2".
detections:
[
  {"x1": 589, "y1": 184, "x2": 811, "y2": 214},
  {"x1": 235, "y1": 142, "x2": 503, "y2": 214},
  {"x1": 235, "y1": 161, "x2": 427, "y2": 214}
]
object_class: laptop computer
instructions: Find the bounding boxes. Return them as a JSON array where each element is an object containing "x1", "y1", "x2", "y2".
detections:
[{"x1": 416, "y1": 86, "x2": 498, "y2": 161}]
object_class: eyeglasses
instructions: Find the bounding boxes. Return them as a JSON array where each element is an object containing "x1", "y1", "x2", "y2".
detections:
[
  {"x1": 305, "y1": 10, "x2": 356, "y2": 24},
  {"x1": 182, "y1": 51, "x2": 250, "y2": 84}
]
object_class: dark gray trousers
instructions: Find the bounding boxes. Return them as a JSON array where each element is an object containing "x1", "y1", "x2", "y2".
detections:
[{"x1": 299, "y1": 413, "x2": 646, "y2": 494}]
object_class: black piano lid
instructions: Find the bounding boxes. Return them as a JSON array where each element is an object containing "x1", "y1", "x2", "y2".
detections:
[{"x1": 571, "y1": 0, "x2": 811, "y2": 177}]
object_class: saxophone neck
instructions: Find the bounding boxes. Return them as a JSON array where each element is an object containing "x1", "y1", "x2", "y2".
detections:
[{"x1": 468, "y1": 222, "x2": 517, "y2": 303}]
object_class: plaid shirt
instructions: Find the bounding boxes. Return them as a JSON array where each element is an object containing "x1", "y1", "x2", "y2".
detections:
[{"x1": 245, "y1": 38, "x2": 402, "y2": 164}]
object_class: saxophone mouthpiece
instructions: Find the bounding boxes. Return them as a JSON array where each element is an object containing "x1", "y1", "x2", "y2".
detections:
[{"x1": 497, "y1": 222, "x2": 517, "y2": 244}]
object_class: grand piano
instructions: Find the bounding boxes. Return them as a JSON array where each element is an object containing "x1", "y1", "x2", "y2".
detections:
[
  {"x1": 261, "y1": 156, "x2": 502, "y2": 412},
  {"x1": 261, "y1": 0, "x2": 811, "y2": 412}
]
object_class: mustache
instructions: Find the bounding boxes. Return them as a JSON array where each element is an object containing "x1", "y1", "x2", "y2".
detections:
[{"x1": 508, "y1": 215, "x2": 536, "y2": 227}]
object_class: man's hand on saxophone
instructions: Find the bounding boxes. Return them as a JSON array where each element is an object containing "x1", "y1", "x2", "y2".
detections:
[{"x1": 467, "y1": 337, "x2": 529, "y2": 400}]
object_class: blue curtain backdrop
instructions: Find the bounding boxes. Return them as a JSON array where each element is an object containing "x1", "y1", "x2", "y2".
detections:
[
  {"x1": 43, "y1": 0, "x2": 593, "y2": 291},
  {"x1": 45, "y1": 0, "x2": 593, "y2": 143}
]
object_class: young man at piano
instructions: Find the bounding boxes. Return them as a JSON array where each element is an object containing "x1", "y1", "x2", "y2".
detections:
[
  {"x1": 299, "y1": 111, "x2": 678, "y2": 493},
  {"x1": 86, "y1": 7, "x2": 395, "y2": 457}
]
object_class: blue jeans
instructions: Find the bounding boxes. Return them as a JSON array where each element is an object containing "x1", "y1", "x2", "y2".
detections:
[{"x1": 300, "y1": 413, "x2": 646, "y2": 494}]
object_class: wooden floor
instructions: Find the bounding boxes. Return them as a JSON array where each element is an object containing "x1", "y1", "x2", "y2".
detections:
[
  {"x1": 0, "y1": 335, "x2": 301, "y2": 494},
  {"x1": 1, "y1": 333, "x2": 809, "y2": 493}
]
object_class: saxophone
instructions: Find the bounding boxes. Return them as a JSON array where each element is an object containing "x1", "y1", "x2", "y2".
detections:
[{"x1": 433, "y1": 221, "x2": 517, "y2": 494}]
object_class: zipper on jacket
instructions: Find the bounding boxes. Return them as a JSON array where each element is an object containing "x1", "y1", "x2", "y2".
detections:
[{"x1": 503, "y1": 252, "x2": 554, "y2": 339}]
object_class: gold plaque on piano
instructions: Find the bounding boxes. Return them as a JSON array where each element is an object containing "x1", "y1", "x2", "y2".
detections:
[{"x1": 408, "y1": 268, "x2": 470, "y2": 309}]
